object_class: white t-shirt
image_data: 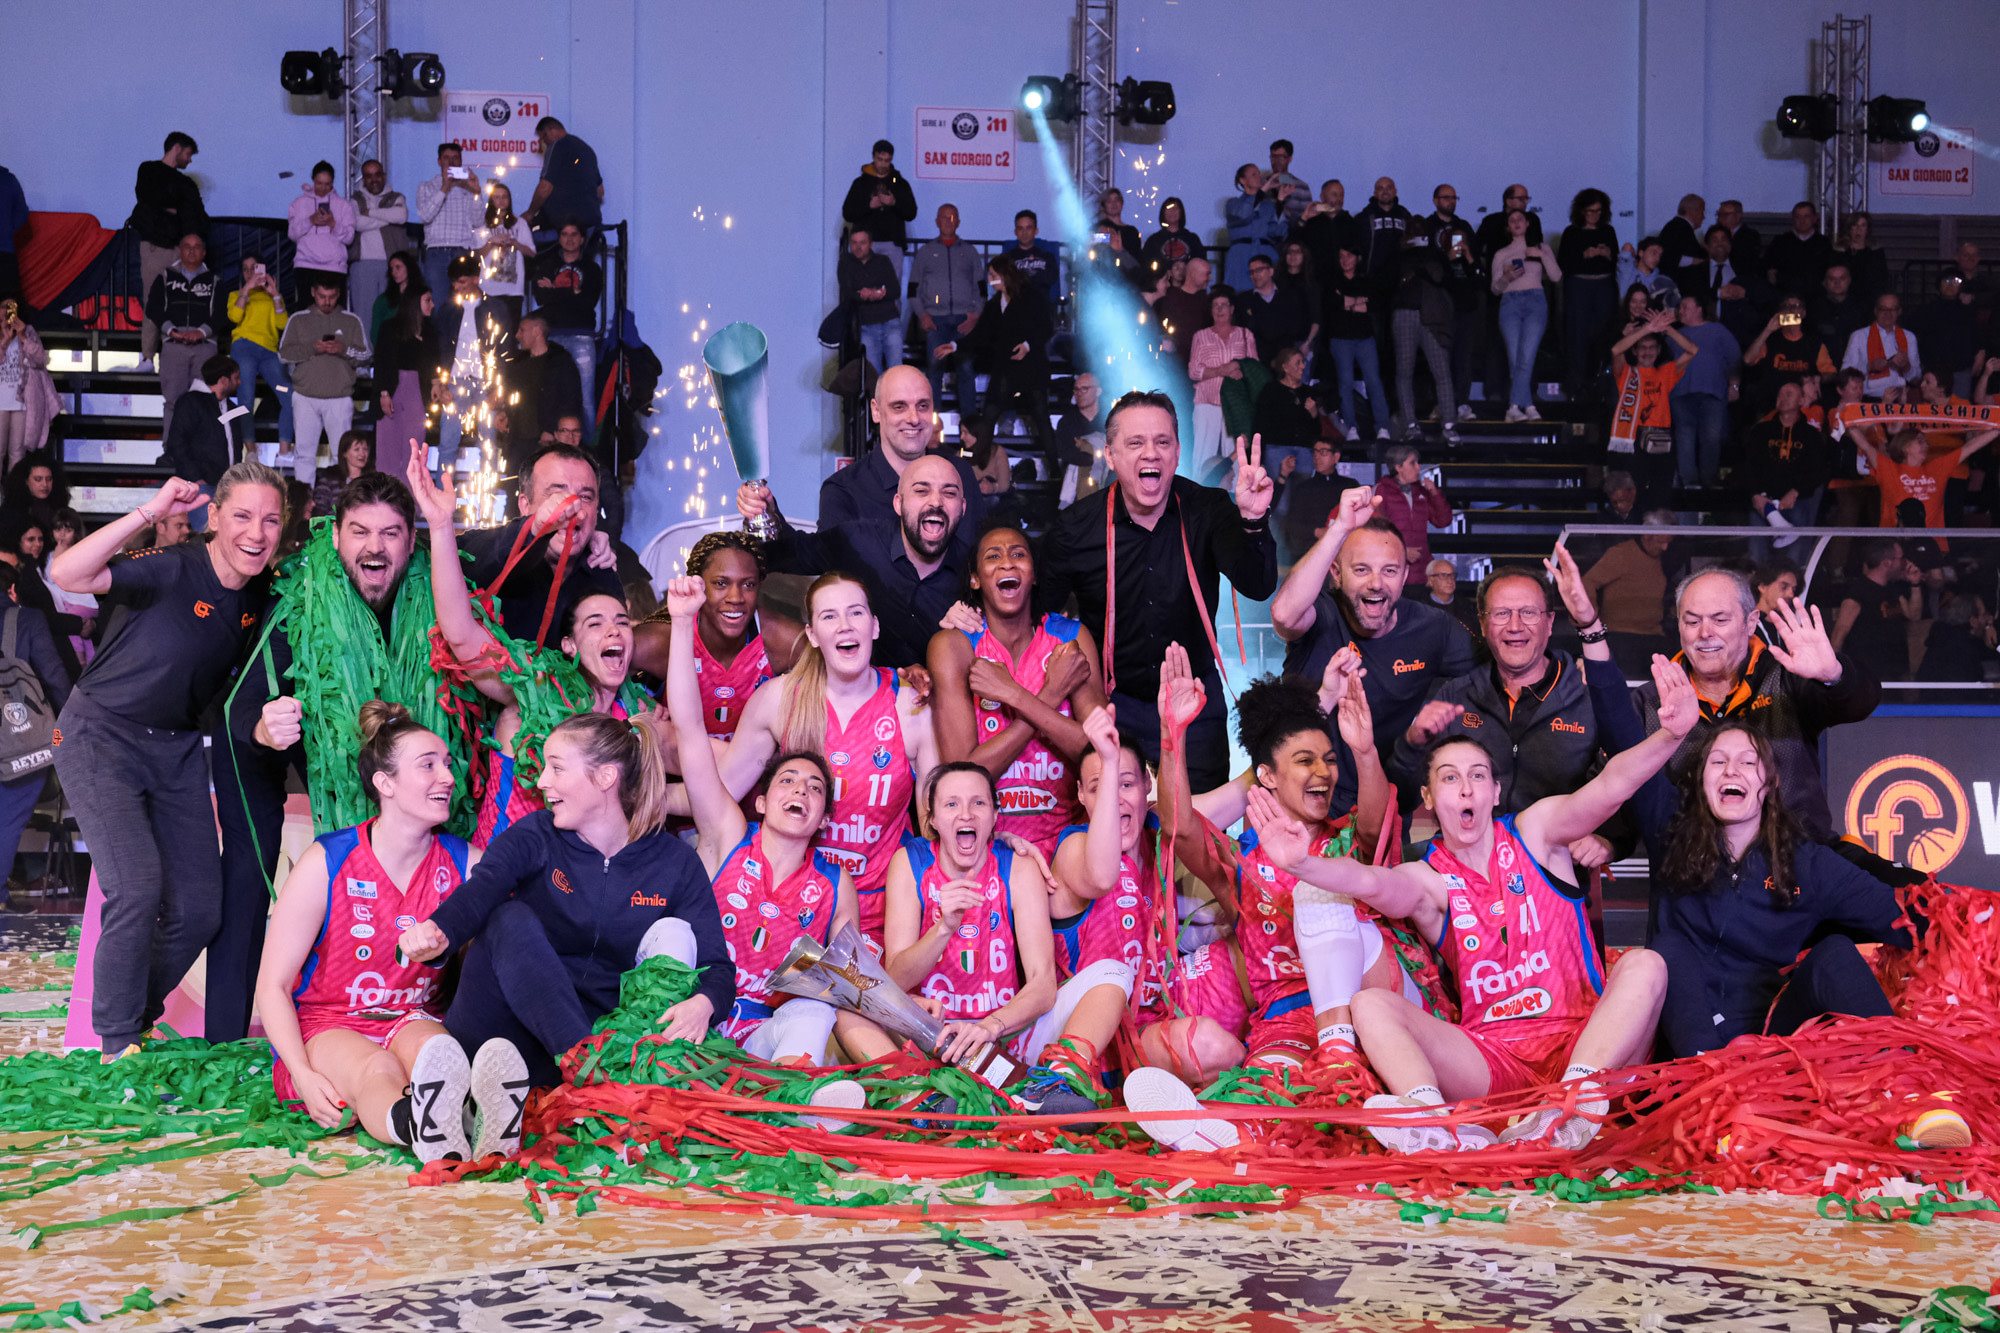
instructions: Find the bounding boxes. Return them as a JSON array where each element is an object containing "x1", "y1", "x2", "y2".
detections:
[
  {"x1": 473, "y1": 219, "x2": 537, "y2": 297},
  {"x1": 0, "y1": 340, "x2": 23, "y2": 412}
]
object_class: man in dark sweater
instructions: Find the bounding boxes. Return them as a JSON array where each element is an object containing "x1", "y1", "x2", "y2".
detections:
[
  {"x1": 130, "y1": 131, "x2": 206, "y2": 361},
  {"x1": 1356, "y1": 177, "x2": 1412, "y2": 279},
  {"x1": 1273, "y1": 439, "x2": 1357, "y2": 566},
  {"x1": 159, "y1": 355, "x2": 244, "y2": 526},
  {"x1": 840, "y1": 139, "x2": 918, "y2": 285},
  {"x1": 500, "y1": 316, "x2": 584, "y2": 467},
  {"x1": 145, "y1": 232, "x2": 226, "y2": 426},
  {"x1": 838, "y1": 228, "x2": 903, "y2": 375},
  {"x1": 1765, "y1": 202, "x2": 1834, "y2": 299}
]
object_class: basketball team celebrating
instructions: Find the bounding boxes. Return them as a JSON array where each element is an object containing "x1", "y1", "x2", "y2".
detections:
[{"x1": 69, "y1": 364, "x2": 1950, "y2": 1168}]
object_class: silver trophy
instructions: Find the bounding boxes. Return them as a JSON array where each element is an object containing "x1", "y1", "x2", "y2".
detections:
[{"x1": 771, "y1": 924, "x2": 1019, "y2": 1087}]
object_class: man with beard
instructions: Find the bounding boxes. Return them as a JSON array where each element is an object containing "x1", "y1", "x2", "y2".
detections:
[
  {"x1": 1274, "y1": 488, "x2": 1474, "y2": 784},
  {"x1": 817, "y1": 365, "x2": 986, "y2": 547},
  {"x1": 207, "y1": 472, "x2": 426, "y2": 1042},
  {"x1": 741, "y1": 454, "x2": 968, "y2": 669},
  {"x1": 459, "y1": 445, "x2": 623, "y2": 649}
]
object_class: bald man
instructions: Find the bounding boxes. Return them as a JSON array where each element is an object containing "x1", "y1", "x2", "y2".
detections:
[
  {"x1": 817, "y1": 364, "x2": 987, "y2": 549},
  {"x1": 741, "y1": 452, "x2": 970, "y2": 668}
]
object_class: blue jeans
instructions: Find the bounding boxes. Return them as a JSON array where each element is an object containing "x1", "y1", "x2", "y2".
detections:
[
  {"x1": 1671, "y1": 391, "x2": 1729, "y2": 487},
  {"x1": 1329, "y1": 336, "x2": 1389, "y2": 435},
  {"x1": 1498, "y1": 289, "x2": 1549, "y2": 408},
  {"x1": 859, "y1": 320, "x2": 901, "y2": 375},
  {"x1": 231, "y1": 340, "x2": 292, "y2": 442},
  {"x1": 421, "y1": 246, "x2": 466, "y2": 311},
  {"x1": 924, "y1": 323, "x2": 977, "y2": 415},
  {"x1": 549, "y1": 331, "x2": 598, "y2": 437}
]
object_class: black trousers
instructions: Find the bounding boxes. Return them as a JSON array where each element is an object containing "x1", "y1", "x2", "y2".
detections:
[
  {"x1": 1767, "y1": 934, "x2": 1895, "y2": 1036},
  {"x1": 205, "y1": 733, "x2": 304, "y2": 1044},
  {"x1": 1109, "y1": 668, "x2": 1231, "y2": 793},
  {"x1": 1655, "y1": 931, "x2": 1892, "y2": 1058}
]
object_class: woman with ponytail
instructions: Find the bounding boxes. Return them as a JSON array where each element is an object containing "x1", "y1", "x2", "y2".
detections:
[
  {"x1": 397, "y1": 709, "x2": 736, "y2": 1089},
  {"x1": 713, "y1": 572, "x2": 940, "y2": 939},
  {"x1": 256, "y1": 701, "x2": 526, "y2": 1164},
  {"x1": 408, "y1": 457, "x2": 660, "y2": 848}
]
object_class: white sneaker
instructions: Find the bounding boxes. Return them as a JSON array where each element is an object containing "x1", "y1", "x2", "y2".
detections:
[
  {"x1": 801, "y1": 1078, "x2": 867, "y2": 1133},
  {"x1": 1503, "y1": 406, "x2": 1528, "y2": 423},
  {"x1": 1374, "y1": 428, "x2": 1392, "y2": 441},
  {"x1": 1442, "y1": 424, "x2": 1461, "y2": 446},
  {"x1": 635, "y1": 917, "x2": 694, "y2": 966},
  {"x1": 469, "y1": 1038, "x2": 531, "y2": 1159},
  {"x1": 1124, "y1": 1066, "x2": 1241, "y2": 1152},
  {"x1": 407, "y1": 1035, "x2": 472, "y2": 1164},
  {"x1": 1523, "y1": 405, "x2": 1542, "y2": 421},
  {"x1": 1362, "y1": 1093, "x2": 1458, "y2": 1154},
  {"x1": 1344, "y1": 426, "x2": 1361, "y2": 443},
  {"x1": 1456, "y1": 404, "x2": 1475, "y2": 422},
  {"x1": 1499, "y1": 1079, "x2": 1608, "y2": 1151},
  {"x1": 1456, "y1": 1123, "x2": 1499, "y2": 1151},
  {"x1": 1499, "y1": 1105, "x2": 1561, "y2": 1146}
]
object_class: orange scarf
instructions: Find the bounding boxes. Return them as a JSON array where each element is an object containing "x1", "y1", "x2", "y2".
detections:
[{"x1": 1865, "y1": 322, "x2": 1909, "y2": 367}]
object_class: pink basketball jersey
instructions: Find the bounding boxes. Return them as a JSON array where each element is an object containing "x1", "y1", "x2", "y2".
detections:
[
  {"x1": 292, "y1": 821, "x2": 469, "y2": 1020},
  {"x1": 968, "y1": 614, "x2": 1083, "y2": 856},
  {"x1": 712, "y1": 825, "x2": 841, "y2": 1037},
  {"x1": 1053, "y1": 824, "x2": 1169, "y2": 1015},
  {"x1": 1424, "y1": 814, "x2": 1604, "y2": 1061},
  {"x1": 910, "y1": 840, "x2": 1018, "y2": 1021},
  {"x1": 695, "y1": 631, "x2": 772, "y2": 741},
  {"x1": 1235, "y1": 819, "x2": 1355, "y2": 1013},
  {"x1": 823, "y1": 668, "x2": 915, "y2": 926},
  {"x1": 472, "y1": 699, "x2": 631, "y2": 849}
]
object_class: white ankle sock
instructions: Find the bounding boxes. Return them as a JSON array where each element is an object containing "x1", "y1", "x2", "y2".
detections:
[
  {"x1": 1562, "y1": 1062, "x2": 1599, "y2": 1083},
  {"x1": 1316, "y1": 1023, "x2": 1356, "y2": 1049},
  {"x1": 1405, "y1": 1084, "x2": 1444, "y2": 1106}
]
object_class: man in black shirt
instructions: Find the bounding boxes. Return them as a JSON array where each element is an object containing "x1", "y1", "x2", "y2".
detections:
[
  {"x1": 817, "y1": 365, "x2": 986, "y2": 544},
  {"x1": 529, "y1": 222, "x2": 604, "y2": 434},
  {"x1": 1235, "y1": 253, "x2": 1309, "y2": 361},
  {"x1": 158, "y1": 354, "x2": 244, "y2": 521},
  {"x1": 130, "y1": 131, "x2": 206, "y2": 362},
  {"x1": 460, "y1": 445, "x2": 624, "y2": 648},
  {"x1": 1657, "y1": 194, "x2": 1708, "y2": 273},
  {"x1": 840, "y1": 140, "x2": 918, "y2": 286},
  {"x1": 1273, "y1": 494, "x2": 1476, "y2": 763},
  {"x1": 1766, "y1": 201, "x2": 1834, "y2": 299},
  {"x1": 525, "y1": 117, "x2": 603, "y2": 233},
  {"x1": 1356, "y1": 177, "x2": 1412, "y2": 279},
  {"x1": 1274, "y1": 439, "x2": 1357, "y2": 567},
  {"x1": 1052, "y1": 370, "x2": 1105, "y2": 479},
  {"x1": 743, "y1": 454, "x2": 968, "y2": 669},
  {"x1": 1832, "y1": 538, "x2": 1921, "y2": 686},
  {"x1": 1808, "y1": 262, "x2": 1870, "y2": 360},
  {"x1": 500, "y1": 316, "x2": 584, "y2": 462},
  {"x1": 1039, "y1": 391, "x2": 1277, "y2": 788}
]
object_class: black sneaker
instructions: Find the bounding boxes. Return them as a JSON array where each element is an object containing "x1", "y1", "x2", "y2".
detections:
[{"x1": 1015, "y1": 1066, "x2": 1101, "y2": 1132}]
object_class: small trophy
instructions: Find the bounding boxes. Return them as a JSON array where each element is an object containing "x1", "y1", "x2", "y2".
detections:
[
  {"x1": 771, "y1": 924, "x2": 1020, "y2": 1088},
  {"x1": 702, "y1": 322, "x2": 776, "y2": 542}
]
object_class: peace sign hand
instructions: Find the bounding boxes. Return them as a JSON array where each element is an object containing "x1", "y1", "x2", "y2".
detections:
[
  {"x1": 1764, "y1": 596, "x2": 1844, "y2": 686},
  {"x1": 1233, "y1": 434, "x2": 1274, "y2": 521}
]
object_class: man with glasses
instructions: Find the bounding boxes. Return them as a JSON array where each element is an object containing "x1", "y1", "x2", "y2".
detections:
[
  {"x1": 1389, "y1": 567, "x2": 1620, "y2": 865},
  {"x1": 1843, "y1": 293, "x2": 1921, "y2": 397},
  {"x1": 1403, "y1": 557, "x2": 1479, "y2": 640}
]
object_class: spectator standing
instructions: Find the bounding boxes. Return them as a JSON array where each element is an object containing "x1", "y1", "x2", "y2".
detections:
[
  {"x1": 370, "y1": 251, "x2": 423, "y2": 344},
  {"x1": 347, "y1": 159, "x2": 408, "y2": 326},
  {"x1": 1266, "y1": 140, "x2": 1310, "y2": 226},
  {"x1": 1716, "y1": 200, "x2": 1762, "y2": 274},
  {"x1": 1682, "y1": 224, "x2": 1770, "y2": 346},
  {"x1": 1668, "y1": 295, "x2": 1741, "y2": 489},
  {"x1": 1742, "y1": 296, "x2": 1837, "y2": 411},
  {"x1": 159, "y1": 353, "x2": 244, "y2": 526},
  {"x1": 945, "y1": 257, "x2": 1056, "y2": 470},
  {"x1": 1906, "y1": 271, "x2": 1980, "y2": 397},
  {"x1": 1372, "y1": 443, "x2": 1451, "y2": 585},
  {"x1": 840, "y1": 140, "x2": 917, "y2": 298},
  {"x1": 1831, "y1": 539, "x2": 1921, "y2": 685},
  {"x1": 1583, "y1": 512, "x2": 1676, "y2": 674},
  {"x1": 1273, "y1": 438, "x2": 1357, "y2": 570},
  {"x1": 1473, "y1": 183, "x2": 1542, "y2": 266},
  {"x1": 0, "y1": 165, "x2": 25, "y2": 303},
  {"x1": 286, "y1": 161, "x2": 357, "y2": 306},
  {"x1": 372, "y1": 288, "x2": 438, "y2": 481},
  {"x1": 1279, "y1": 241, "x2": 1324, "y2": 369},
  {"x1": 529, "y1": 223, "x2": 603, "y2": 435},
  {"x1": 130, "y1": 132, "x2": 206, "y2": 363},
  {"x1": 1426, "y1": 186, "x2": 1483, "y2": 419},
  {"x1": 1490, "y1": 209, "x2": 1561, "y2": 422},
  {"x1": 1745, "y1": 380, "x2": 1831, "y2": 549},
  {"x1": 1558, "y1": 189, "x2": 1620, "y2": 391},
  {"x1": 1224, "y1": 165, "x2": 1288, "y2": 289},
  {"x1": 435, "y1": 256, "x2": 515, "y2": 458},
  {"x1": 1040, "y1": 390, "x2": 1278, "y2": 790},
  {"x1": 1389, "y1": 219, "x2": 1458, "y2": 440},
  {"x1": 1004, "y1": 210, "x2": 1062, "y2": 304},
  {"x1": 1658, "y1": 194, "x2": 1707, "y2": 272},
  {"x1": 1097, "y1": 188, "x2": 1145, "y2": 261},
  {"x1": 0, "y1": 304, "x2": 57, "y2": 469},
  {"x1": 1831, "y1": 212, "x2": 1890, "y2": 306},
  {"x1": 414, "y1": 143, "x2": 484, "y2": 305},
  {"x1": 1251, "y1": 344, "x2": 1323, "y2": 483},
  {"x1": 1765, "y1": 202, "x2": 1832, "y2": 299},
  {"x1": 1292, "y1": 179, "x2": 1362, "y2": 279},
  {"x1": 909, "y1": 204, "x2": 983, "y2": 414},
  {"x1": 500, "y1": 315, "x2": 582, "y2": 465},
  {"x1": 145, "y1": 232, "x2": 225, "y2": 425},
  {"x1": 1843, "y1": 293, "x2": 1920, "y2": 397},
  {"x1": 1607, "y1": 311, "x2": 1699, "y2": 501},
  {"x1": 1811, "y1": 262, "x2": 1870, "y2": 359},
  {"x1": 1356, "y1": 177, "x2": 1412, "y2": 282},
  {"x1": 1141, "y1": 196, "x2": 1207, "y2": 272},
  {"x1": 1234, "y1": 253, "x2": 1309, "y2": 365},
  {"x1": 278, "y1": 279, "x2": 369, "y2": 484},
  {"x1": 1153, "y1": 255, "x2": 1213, "y2": 371},
  {"x1": 1325, "y1": 247, "x2": 1390, "y2": 442},
  {"x1": 1187, "y1": 287, "x2": 1257, "y2": 469},
  {"x1": 1402, "y1": 558, "x2": 1481, "y2": 641},
  {"x1": 227, "y1": 256, "x2": 292, "y2": 463},
  {"x1": 1615, "y1": 236, "x2": 1682, "y2": 311},
  {"x1": 839, "y1": 227, "x2": 903, "y2": 378},
  {"x1": 524, "y1": 117, "x2": 603, "y2": 234},
  {"x1": 473, "y1": 183, "x2": 535, "y2": 328},
  {"x1": 0, "y1": 562, "x2": 70, "y2": 890}
]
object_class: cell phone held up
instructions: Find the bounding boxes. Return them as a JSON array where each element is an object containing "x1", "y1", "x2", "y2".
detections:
[
  {"x1": 1778, "y1": 312, "x2": 1802, "y2": 328},
  {"x1": 448, "y1": 166, "x2": 471, "y2": 181}
]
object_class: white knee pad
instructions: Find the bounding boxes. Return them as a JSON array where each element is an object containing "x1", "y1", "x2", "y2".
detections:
[
  {"x1": 1022, "y1": 959, "x2": 1134, "y2": 1063},
  {"x1": 1297, "y1": 895, "x2": 1364, "y2": 1013},
  {"x1": 635, "y1": 916, "x2": 697, "y2": 968},
  {"x1": 745, "y1": 998, "x2": 838, "y2": 1063}
]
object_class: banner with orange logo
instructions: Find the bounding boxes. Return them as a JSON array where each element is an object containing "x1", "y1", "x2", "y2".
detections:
[{"x1": 1827, "y1": 711, "x2": 2000, "y2": 890}]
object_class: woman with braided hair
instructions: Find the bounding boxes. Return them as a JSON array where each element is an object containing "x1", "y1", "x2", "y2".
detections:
[
  {"x1": 632, "y1": 530, "x2": 802, "y2": 743},
  {"x1": 408, "y1": 456, "x2": 660, "y2": 848}
]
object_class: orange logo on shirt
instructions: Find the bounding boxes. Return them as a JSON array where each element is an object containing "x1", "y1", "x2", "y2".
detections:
[
  {"x1": 1549, "y1": 718, "x2": 1585, "y2": 734},
  {"x1": 241, "y1": 613, "x2": 257, "y2": 628},
  {"x1": 552, "y1": 870, "x2": 573, "y2": 894},
  {"x1": 193, "y1": 601, "x2": 214, "y2": 618},
  {"x1": 1461, "y1": 712, "x2": 1484, "y2": 728},
  {"x1": 1392, "y1": 658, "x2": 1427, "y2": 674}
]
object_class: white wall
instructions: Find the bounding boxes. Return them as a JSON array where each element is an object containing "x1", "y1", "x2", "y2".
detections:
[{"x1": 6, "y1": 0, "x2": 2000, "y2": 560}]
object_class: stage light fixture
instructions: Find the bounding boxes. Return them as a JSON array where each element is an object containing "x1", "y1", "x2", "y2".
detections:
[
  {"x1": 1776, "y1": 93, "x2": 1839, "y2": 142},
  {"x1": 1115, "y1": 78, "x2": 1176, "y2": 126},
  {"x1": 380, "y1": 49, "x2": 446, "y2": 98},
  {"x1": 280, "y1": 47, "x2": 345, "y2": 98},
  {"x1": 1867, "y1": 95, "x2": 1930, "y2": 143},
  {"x1": 1021, "y1": 75, "x2": 1080, "y2": 120}
]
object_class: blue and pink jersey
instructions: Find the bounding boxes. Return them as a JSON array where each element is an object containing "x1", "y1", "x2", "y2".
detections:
[
  {"x1": 1423, "y1": 814, "x2": 1604, "y2": 1065},
  {"x1": 966, "y1": 614, "x2": 1083, "y2": 856},
  {"x1": 291, "y1": 821, "x2": 470, "y2": 1021},
  {"x1": 823, "y1": 668, "x2": 915, "y2": 936},
  {"x1": 711, "y1": 824, "x2": 841, "y2": 1041},
  {"x1": 695, "y1": 631, "x2": 772, "y2": 742},
  {"x1": 473, "y1": 698, "x2": 634, "y2": 849},
  {"x1": 908, "y1": 840, "x2": 1018, "y2": 1022}
]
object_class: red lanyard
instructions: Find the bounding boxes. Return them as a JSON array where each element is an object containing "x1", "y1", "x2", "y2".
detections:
[{"x1": 1101, "y1": 482, "x2": 1244, "y2": 697}]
